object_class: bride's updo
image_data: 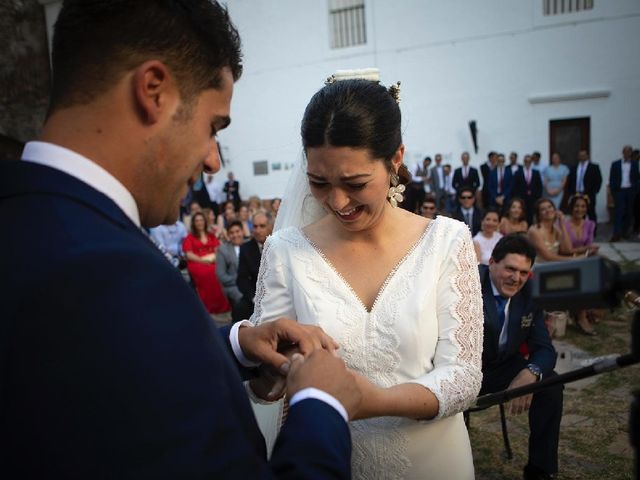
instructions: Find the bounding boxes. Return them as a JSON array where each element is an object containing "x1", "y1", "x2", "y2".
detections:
[{"x1": 301, "y1": 77, "x2": 410, "y2": 185}]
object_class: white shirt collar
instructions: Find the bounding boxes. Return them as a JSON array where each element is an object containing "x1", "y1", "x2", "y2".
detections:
[
  {"x1": 21, "y1": 141, "x2": 141, "y2": 227},
  {"x1": 490, "y1": 278, "x2": 501, "y2": 297}
]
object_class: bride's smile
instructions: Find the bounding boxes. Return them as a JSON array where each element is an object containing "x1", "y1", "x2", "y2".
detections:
[{"x1": 306, "y1": 145, "x2": 404, "y2": 231}]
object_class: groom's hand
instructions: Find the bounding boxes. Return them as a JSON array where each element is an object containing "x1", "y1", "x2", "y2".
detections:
[
  {"x1": 238, "y1": 319, "x2": 339, "y2": 374},
  {"x1": 287, "y1": 351, "x2": 362, "y2": 420},
  {"x1": 249, "y1": 344, "x2": 298, "y2": 401}
]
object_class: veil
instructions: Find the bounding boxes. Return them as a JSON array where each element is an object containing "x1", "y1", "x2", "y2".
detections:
[{"x1": 273, "y1": 152, "x2": 326, "y2": 232}]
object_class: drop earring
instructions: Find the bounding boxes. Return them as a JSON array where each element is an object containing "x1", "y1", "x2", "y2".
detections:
[{"x1": 387, "y1": 173, "x2": 405, "y2": 208}]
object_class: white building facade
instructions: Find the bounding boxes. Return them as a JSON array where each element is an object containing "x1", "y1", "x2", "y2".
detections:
[{"x1": 42, "y1": 0, "x2": 640, "y2": 219}]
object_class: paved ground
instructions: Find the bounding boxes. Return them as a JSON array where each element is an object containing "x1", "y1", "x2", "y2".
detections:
[{"x1": 593, "y1": 222, "x2": 640, "y2": 266}]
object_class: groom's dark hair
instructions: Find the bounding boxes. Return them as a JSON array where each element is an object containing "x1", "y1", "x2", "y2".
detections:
[{"x1": 48, "y1": 0, "x2": 242, "y2": 115}]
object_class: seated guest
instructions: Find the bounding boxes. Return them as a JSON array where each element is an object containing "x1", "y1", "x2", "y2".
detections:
[
  {"x1": 183, "y1": 212, "x2": 230, "y2": 316},
  {"x1": 235, "y1": 212, "x2": 272, "y2": 321},
  {"x1": 454, "y1": 186, "x2": 483, "y2": 236},
  {"x1": 563, "y1": 194, "x2": 599, "y2": 257},
  {"x1": 202, "y1": 207, "x2": 219, "y2": 236},
  {"x1": 473, "y1": 208, "x2": 503, "y2": 265},
  {"x1": 149, "y1": 220, "x2": 187, "y2": 268},
  {"x1": 270, "y1": 197, "x2": 282, "y2": 217},
  {"x1": 216, "y1": 220, "x2": 245, "y2": 306},
  {"x1": 247, "y1": 195, "x2": 263, "y2": 216},
  {"x1": 499, "y1": 197, "x2": 528, "y2": 235},
  {"x1": 215, "y1": 200, "x2": 237, "y2": 240},
  {"x1": 562, "y1": 194, "x2": 600, "y2": 335},
  {"x1": 238, "y1": 204, "x2": 253, "y2": 239},
  {"x1": 479, "y1": 234, "x2": 563, "y2": 480},
  {"x1": 528, "y1": 199, "x2": 593, "y2": 335},
  {"x1": 527, "y1": 199, "x2": 574, "y2": 263},
  {"x1": 182, "y1": 200, "x2": 202, "y2": 232},
  {"x1": 420, "y1": 196, "x2": 438, "y2": 219}
]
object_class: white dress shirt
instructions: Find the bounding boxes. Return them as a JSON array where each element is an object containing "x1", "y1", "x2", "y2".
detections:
[
  {"x1": 576, "y1": 160, "x2": 589, "y2": 193},
  {"x1": 621, "y1": 160, "x2": 632, "y2": 189}
]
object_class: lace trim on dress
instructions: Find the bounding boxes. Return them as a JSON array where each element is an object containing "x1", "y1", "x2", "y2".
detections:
[
  {"x1": 438, "y1": 230, "x2": 484, "y2": 417},
  {"x1": 251, "y1": 236, "x2": 273, "y2": 325},
  {"x1": 301, "y1": 220, "x2": 434, "y2": 314}
]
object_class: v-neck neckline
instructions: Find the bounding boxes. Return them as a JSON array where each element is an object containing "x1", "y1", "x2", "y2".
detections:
[{"x1": 300, "y1": 218, "x2": 436, "y2": 314}]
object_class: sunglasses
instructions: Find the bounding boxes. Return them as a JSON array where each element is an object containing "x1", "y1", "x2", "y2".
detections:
[{"x1": 459, "y1": 195, "x2": 473, "y2": 200}]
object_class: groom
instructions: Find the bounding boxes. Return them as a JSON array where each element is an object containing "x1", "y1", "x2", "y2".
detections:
[{"x1": 0, "y1": 1, "x2": 360, "y2": 478}]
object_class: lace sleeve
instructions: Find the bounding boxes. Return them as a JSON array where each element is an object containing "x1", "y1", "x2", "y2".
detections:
[
  {"x1": 250, "y1": 233, "x2": 297, "y2": 326},
  {"x1": 413, "y1": 223, "x2": 484, "y2": 419}
]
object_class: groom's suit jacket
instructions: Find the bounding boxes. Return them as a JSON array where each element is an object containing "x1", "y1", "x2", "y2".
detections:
[{"x1": 0, "y1": 160, "x2": 350, "y2": 479}]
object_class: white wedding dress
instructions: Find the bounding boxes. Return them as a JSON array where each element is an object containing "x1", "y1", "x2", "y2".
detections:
[{"x1": 251, "y1": 216, "x2": 484, "y2": 479}]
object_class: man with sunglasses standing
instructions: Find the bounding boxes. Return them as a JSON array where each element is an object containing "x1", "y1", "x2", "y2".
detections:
[{"x1": 454, "y1": 186, "x2": 483, "y2": 236}]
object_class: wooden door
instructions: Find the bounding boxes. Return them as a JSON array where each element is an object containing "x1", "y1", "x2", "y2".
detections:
[{"x1": 549, "y1": 117, "x2": 590, "y2": 169}]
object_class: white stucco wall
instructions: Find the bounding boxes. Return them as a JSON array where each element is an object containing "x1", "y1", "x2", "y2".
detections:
[
  {"x1": 221, "y1": 0, "x2": 640, "y2": 220},
  {"x1": 39, "y1": 0, "x2": 640, "y2": 219}
]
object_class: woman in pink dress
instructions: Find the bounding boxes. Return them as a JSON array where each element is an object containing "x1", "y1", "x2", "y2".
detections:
[
  {"x1": 183, "y1": 212, "x2": 230, "y2": 314},
  {"x1": 563, "y1": 194, "x2": 599, "y2": 256}
]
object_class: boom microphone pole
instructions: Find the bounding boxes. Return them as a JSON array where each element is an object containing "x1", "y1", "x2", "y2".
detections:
[{"x1": 475, "y1": 311, "x2": 639, "y2": 408}]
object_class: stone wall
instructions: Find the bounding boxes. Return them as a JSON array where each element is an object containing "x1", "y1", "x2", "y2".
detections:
[{"x1": 0, "y1": 0, "x2": 50, "y2": 160}]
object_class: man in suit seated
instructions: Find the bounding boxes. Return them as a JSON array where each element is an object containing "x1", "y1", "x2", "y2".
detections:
[
  {"x1": 0, "y1": 1, "x2": 362, "y2": 477},
  {"x1": 216, "y1": 220, "x2": 245, "y2": 306},
  {"x1": 479, "y1": 234, "x2": 563, "y2": 480},
  {"x1": 235, "y1": 211, "x2": 272, "y2": 321},
  {"x1": 454, "y1": 186, "x2": 483, "y2": 236}
]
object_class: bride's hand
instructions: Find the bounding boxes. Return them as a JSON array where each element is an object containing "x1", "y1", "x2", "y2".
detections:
[{"x1": 349, "y1": 370, "x2": 384, "y2": 421}]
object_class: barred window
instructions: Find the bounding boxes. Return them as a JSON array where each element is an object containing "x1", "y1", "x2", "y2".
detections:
[
  {"x1": 543, "y1": 0, "x2": 593, "y2": 16},
  {"x1": 329, "y1": 0, "x2": 366, "y2": 49}
]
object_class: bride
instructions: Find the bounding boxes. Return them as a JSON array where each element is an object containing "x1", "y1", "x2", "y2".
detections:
[{"x1": 250, "y1": 69, "x2": 483, "y2": 479}]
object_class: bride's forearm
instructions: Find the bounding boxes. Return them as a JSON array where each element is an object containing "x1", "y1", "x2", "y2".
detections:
[{"x1": 354, "y1": 383, "x2": 439, "y2": 421}]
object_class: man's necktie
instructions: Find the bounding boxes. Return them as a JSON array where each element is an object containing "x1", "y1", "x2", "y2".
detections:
[
  {"x1": 577, "y1": 164, "x2": 585, "y2": 192},
  {"x1": 465, "y1": 212, "x2": 471, "y2": 226},
  {"x1": 494, "y1": 294, "x2": 508, "y2": 329}
]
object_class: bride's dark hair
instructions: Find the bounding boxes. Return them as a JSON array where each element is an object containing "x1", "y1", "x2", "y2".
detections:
[{"x1": 301, "y1": 79, "x2": 410, "y2": 184}]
